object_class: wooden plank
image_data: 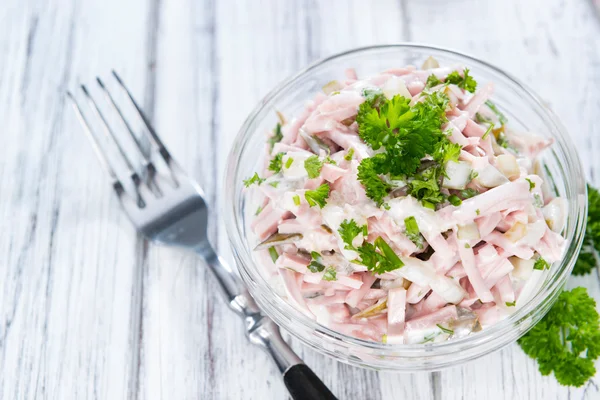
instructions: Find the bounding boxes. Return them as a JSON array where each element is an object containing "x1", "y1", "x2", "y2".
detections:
[{"x1": 0, "y1": 0, "x2": 150, "y2": 398}]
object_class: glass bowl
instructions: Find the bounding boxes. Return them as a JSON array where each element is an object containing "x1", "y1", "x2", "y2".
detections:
[{"x1": 223, "y1": 44, "x2": 587, "y2": 371}]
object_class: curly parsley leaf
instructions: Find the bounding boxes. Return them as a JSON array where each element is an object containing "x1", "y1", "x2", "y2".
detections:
[
  {"x1": 304, "y1": 183, "x2": 330, "y2": 208},
  {"x1": 243, "y1": 173, "x2": 265, "y2": 187},
  {"x1": 445, "y1": 68, "x2": 477, "y2": 93},
  {"x1": 355, "y1": 237, "x2": 404, "y2": 274},
  {"x1": 357, "y1": 157, "x2": 392, "y2": 205},
  {"x1": 304, "y1": 155, "x2": 324, "y2": 179},
  {"x1": 338, "y1": 219, "x2": 364, "y2": 250},
  {"x1": 323, "y1": 267, "x2": 337, "y2": 281},
  {"x1": 268, "y1": 152, "x2": 285, "y2": 173},
  {"x1": 425, "y1": 74, "x2": 441, "y2": 88},
  {"x1": 518, "y1": 288, "x2": 600, "y2": 387}
]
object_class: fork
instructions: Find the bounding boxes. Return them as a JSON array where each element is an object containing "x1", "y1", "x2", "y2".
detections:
[{"x1": 67, "y1": 71, "x2": 337, "y2": 400}]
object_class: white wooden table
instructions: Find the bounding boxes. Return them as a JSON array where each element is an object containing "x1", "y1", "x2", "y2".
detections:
[{"x1": 1, "y1": 0, "x2": 599, "y2": 398}]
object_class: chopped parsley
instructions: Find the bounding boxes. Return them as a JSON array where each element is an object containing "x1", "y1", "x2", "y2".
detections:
[
  {"x1": 243, "y1": 173, "x2": 265, "y2": 187},
  {"x1": 338, "y1": 219, "x2": 364, "y2": 250},
  {"x1": 482, "y1": 123, "x2": 494, "y2": 140},
  {"x1": 292, "y1": 195, "x2": 301, "y2": 206},
  {"x1": 526, "y1": 178, "x2": 536, "y2": 191},
  {"x1": 267, "y1": 122, "x2": 283, "y2": 151},
  {"x1": 323, "y1": 267, "x2": 337, "y2": 281},
  {"x1": 355, "y1": 91, "x2": 460, "y2": 206},
  {"x1": 355, "y1": 237, "x2": 404, "y2": 274},
  {"x1": 304, "y1": 183, "x2": 330, "y2": 208},
  {"x1": 304, "y1": 155, "x2": 324, "y2": 179},
  {"x1": 436, "y1": 324, "x2": 454, "y2": 335},
  {"x1": 445, "y1": 68, "x2": 477, "y2": 93},
  {"x1": 464, "y1": 243, "x2": 471, "y2": 249},
  {"x1": 505, "y1": 301, "x2": 516, "y2": 307},
  {"x1": 268, "y1": 152, "x2": 284, "y2": 173},
  {"x1": 307, "y1": 251, "x2": 326, "y2": 273},
  {"x1": 268, "y1": 246, "x2": 279, "y2": 263},
  {"x1": 475, "y1": 209, "x2": 480, "y2": 216},
  {"x1": 344, "y1": 148, "x2": 355, "y2": 160},
  {"x1": 255, "y1": 205, "x2": 263, "y2": 215},
  {"x1": 404, "y1": 216, "x2": 423, "y2": 249},
  {"x1": 425, "y1": 74, "x2": 441, "y2": 88},
  {"x1": 460, "y1": 188, "x2": 479, "y2": 199},
  {"x1": 534, "y1": 257, "x2": 549, "y2": 270},
  {"x1": 448, "y1": 194, "x2": 462, "y2": 206},
  {"x1": 518, "y1": 288, "x2": 600, "y2": 387},
  {"x1": 284, "y1": 157, "x2": 294, "y2": 169}
]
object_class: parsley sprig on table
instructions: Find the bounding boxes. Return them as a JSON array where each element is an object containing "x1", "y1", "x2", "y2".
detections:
[
  {"x1": 518, "y1": 184, "x2": 600, "y2": 387},
  {"x1": 518, "y1": 288, "x2": 600, "y2": 387},
  {"x1": 356, "y1": 91, "x2": 460, "y2": 206}
]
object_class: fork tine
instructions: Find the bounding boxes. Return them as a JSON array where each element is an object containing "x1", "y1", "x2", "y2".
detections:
[
  {"x1": 67, "y1": 91, "x2": 125, "y2": 195},
  {"x1": 80, "y1": 84, "x2": 142, "y2": 189},
  {"x1": 96, "y1": 77, "x2": 162, "y2": 196},
  {"x1": 111, "y1": 70, "x2": 178, "y2": 171}
]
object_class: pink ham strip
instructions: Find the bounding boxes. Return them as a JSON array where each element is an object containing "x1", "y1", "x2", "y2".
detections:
[
  {"x1": 494, "y1": 275, "x2": 515, "y2": 304},
  {"x1": 439, "y1": 181, "x2": 531, "y2": 225},
  {"x1": 483, "y1": 258, "x2": 514, "y2": 289},
  {"x1": 336, "y1": 274, "x2": 364, "y2": 290},
  {"x1": 405, "y1": 305, "x2": 458, "y2": 331},
  {"x1": 363, "y1": 289, "x2": 388, "y2": 301},
  {"x1": 462, "y1": 82, "x2": 494, "y2": 117},
  {"x1": 252, "y1": 203, "x2": 292, "y2": 240},
  {"x1": 279, "y1": 269, "x2": 314, "y2": 317},
  {"x1": 457, "y1": 238, "x2": 494, "y2": 302},
  {"x1": 387, "y1": 288, "x2": 407, "y2": 344},
  {"x1": 484, "y1": 231, "x2": 534, "y2": 259},
  {"x1": 476, "y1": 212, "x2": 502, "y2": 238},
  {"x1": 406, "y1": 283, "x2": 429, "y2": 304},
  {"x1": 321, "y1": 163, "x2": 347, "y2": 183},
  {"x1": 276, "y1": 252, "x2": 309, "y2": 273},
  {"x1": 345, "y1": 273, "x2": 377, "y2": 308},
  {"x1": 306, "y1": 292, "x2": 347, "y2": 306}
]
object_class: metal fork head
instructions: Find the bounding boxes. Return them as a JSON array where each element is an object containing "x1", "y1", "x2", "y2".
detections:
[{"x1": 68, "y1": 71, "x2": 210, "y2": 250}]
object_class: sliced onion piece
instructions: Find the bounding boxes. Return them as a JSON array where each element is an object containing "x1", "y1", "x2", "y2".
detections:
[
  {"x1": 509, "y1": 256, "x2": 535, "y2": 280},
  {"x1": 457, "y1": 222, "x2": 480, "y2": 241},
  {"x1": 443, "y1": 161, "x2": 473, "y2": 190},
  {"x1": 543, "y1": 197, "x2": 567, "y2": 233},
  {"x1": 421, "y1": 56, "x2": 440, "y2": 70},
  {"x1": 476, "y1": 164, "x2": 509, "y2": 188},
  {"x1": 496, "y1": 154, "x2": 520, "y2": 180},
  {"x1": 382, "y1": 76, "x2": 412, "y2": 99}
]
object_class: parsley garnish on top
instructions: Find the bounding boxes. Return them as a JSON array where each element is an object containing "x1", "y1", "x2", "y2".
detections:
[
  {"x1": 445, "y1": 68, "x2": 477, "y2": 93},
  {"x1": 268, "y1": 152, "x2": 284, "y2": 173},
  {"x1": 518, "y1": 288, "x2": 600, "y2": 387},
  {"x1": 355, "y1": 237, "x2": 404, "y2": 274},
  {"x1": 338, "y1": 219, "x2": 364, "y2": 250},
  {"x1": 304, "y1": 155, "x2": 324, "y2": 179},
  {"x1": 356, "y1": 92, "x2": 458, "y2": 206},
  {"x1": 304, "y1": 183, "x2": 330, "y2": 208},
  {"x1": 243, "y1": 173, "x2": 265, "y2": 187}
]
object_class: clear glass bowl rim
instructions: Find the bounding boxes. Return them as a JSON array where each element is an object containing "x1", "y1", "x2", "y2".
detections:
[{"x1": 223, "y1": 44, "x2": 587, "y2": 360}]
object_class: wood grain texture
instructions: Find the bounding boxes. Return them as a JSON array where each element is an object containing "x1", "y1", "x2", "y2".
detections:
[{"x1": 0, "y1": 0, "x2": 599, "y2": 399}]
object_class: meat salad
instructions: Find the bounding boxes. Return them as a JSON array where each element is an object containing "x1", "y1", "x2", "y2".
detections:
[{"x1": 244, "y1": 57, "x2": 567, "y2": 344}]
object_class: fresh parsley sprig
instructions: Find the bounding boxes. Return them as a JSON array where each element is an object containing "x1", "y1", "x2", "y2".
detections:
[
  {"x1": 574, "y1": 185, "x2": 600, "y2": 275},
  {"x1": 304, "y1": 183, "x2": 330, "y2": 208},
  {"x1": 518, "y1": 288, "x2": 600, "y2": 387}
]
